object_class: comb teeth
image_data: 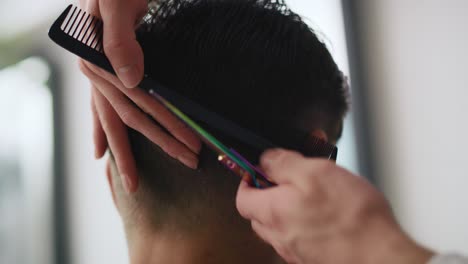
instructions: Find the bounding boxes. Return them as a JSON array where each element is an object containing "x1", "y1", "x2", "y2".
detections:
[{"x1": 60, "y1": 6, "x2": 104, "y2": 52}]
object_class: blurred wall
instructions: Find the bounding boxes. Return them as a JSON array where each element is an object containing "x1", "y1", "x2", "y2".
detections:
[
  {"x1": 354, "y1": 0, "x2": 468, "y2": 254},
  {"x1": 48, "y1": 48, "x2": 129, "y2": 264}
]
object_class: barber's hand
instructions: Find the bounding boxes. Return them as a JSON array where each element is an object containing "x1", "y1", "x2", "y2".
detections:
[
  {"x1": 79, "y1": 0, "x2": 201, "y2": 193},
  {"x1": 80, "y1": 0, "x2": 146, "y2": 87},
  {"x1": 80, "y1": 61, "x2": 201, "y2": 193},
  {"x1": 236, "y1": 149, "x2": 434, "y2": 264}
]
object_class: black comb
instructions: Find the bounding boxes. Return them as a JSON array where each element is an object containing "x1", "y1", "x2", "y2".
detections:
[
  {"x1": 49, "y1": 5, "x2": 113, "y2": 73},
  {"x1": 48, "y1": 4, "x2": 338, "y2": 161}
]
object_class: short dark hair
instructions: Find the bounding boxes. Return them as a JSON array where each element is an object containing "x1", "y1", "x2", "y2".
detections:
[{"x1": 112, "y1": 0, "x2": 349, "y2": 231}]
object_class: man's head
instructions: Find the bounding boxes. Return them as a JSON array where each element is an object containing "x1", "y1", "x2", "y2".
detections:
[{"x1": 107, "y1": 0, "x2": 348, "y2": 261}]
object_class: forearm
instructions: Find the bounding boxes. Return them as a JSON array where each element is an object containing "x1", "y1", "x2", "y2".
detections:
[
  {"x1": 358, "y1": 217, "x2": 434, "y2": 264},
  {"x1": 363, "y1": 221, "x2": 468, "y2": 264},
  {"x1": 429, "y1": 254, "x2": 468, "y2": 264},
  {"x1": 381, "y1": 234, "x2": 434, "y2": 264}
]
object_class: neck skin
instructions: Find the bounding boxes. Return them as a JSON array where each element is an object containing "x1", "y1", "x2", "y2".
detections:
[{"x1": 127, "y1": 224, "x2": 284, "y2": 264}]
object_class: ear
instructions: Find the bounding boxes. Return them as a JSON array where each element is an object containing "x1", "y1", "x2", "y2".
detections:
[
  {"x1": 106, "y1": 158, "x2": 119, "y2": 210},
  {"x1": 310, "y1": 129, "x2": 328, "y2": 142}
]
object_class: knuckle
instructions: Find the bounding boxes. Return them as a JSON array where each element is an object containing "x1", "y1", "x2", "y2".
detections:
[
  {"x1": 237, "y1": 207, "x2": 249, "y2": 220},
  {"x1": 309, "y1": 158, "x2": 334, "y2": 173},
  {"x1": 301, "y1": 183, "x2": 319, "y2": 200},
  {"x1": 299, "y1": 159, "x2": 336, "y2": 188},
  {"x1": 298, "y1": 173, "x2": 319, "y2": 195},
  {"x1": 118, "y1": 108, "x2": 136, "y2": 128},
  {"x1": 103, "y1": 39, "x2": 127, "y2": 55},
  {"x1": 236, "y1": 201, "x2": 251, "y2": 220},
  {"x1": 297, "y1": 180, "x2": 326, "y2": 208},
  {"x1": 273, "y1": 150, "x2": 294, "y2": 168}
]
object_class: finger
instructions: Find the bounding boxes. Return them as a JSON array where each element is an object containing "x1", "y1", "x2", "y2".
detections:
[
  {"x1": 236, "y1": 181, "x2": 280, "y2": 225},
  {"x1": 259, "y1": 149, "x2": 318, "y2": 185},
  {"x1": 78, "y1": 0, "x2": 87, "y2": 9},
  {"x1": 91, "y1": 85, "x2": 108, "y2": 158},
  {"x1": 99, "y1": 0, "x2": 147, "y2": 88},
  {"x1": 84, "y1": 61, "x2": 202, "y2": 154},
  {"x1": 80, "y1": 0, "x2": 99, "y2": 14},
  {"x1": 80, "y1": 61, "x2": 199, "y2": 169},
  {"x1": 106, "y1": 157, "x2": 119, "y2": 208},
  {"x1": 93, "y1": 88, "x2": 138, "y2": 193}
]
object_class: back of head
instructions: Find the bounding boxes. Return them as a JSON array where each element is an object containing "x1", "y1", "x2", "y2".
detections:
[{"x1": 110, "y1": 0, "x2": 348, "y2": 234}]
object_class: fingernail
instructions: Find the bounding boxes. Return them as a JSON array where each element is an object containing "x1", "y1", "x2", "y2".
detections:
[
  {"x1": 261, "y1": 149, "x2": 283, "y2": 168},
  {"x1": 118, "y1": 64, "x2": 141, "y2": 88},
  {"x1": 180, "y1": 154, "x2": 198, "y2": 170}
]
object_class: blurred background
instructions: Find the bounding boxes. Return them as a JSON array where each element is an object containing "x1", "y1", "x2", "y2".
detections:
[{"x1": 0, "y1": 0, "x2": 467, "y2": 263}]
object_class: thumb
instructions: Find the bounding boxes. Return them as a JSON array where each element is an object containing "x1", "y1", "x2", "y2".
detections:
[
  {"x1": 260, "y1": 149, "x2": 311, "y2": 184},
  {"x1": 99, "y1": 0, "x2": 147, "y2": 88}
]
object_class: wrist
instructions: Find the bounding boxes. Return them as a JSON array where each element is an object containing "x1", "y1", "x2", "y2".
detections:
[{"x1": 366, "y1": 220, "x2": 434, "y2": 264}]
